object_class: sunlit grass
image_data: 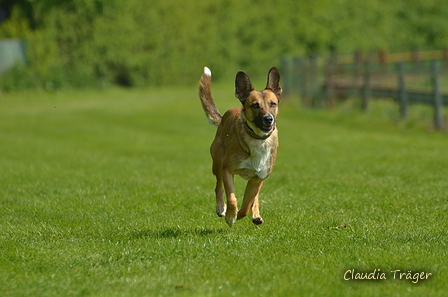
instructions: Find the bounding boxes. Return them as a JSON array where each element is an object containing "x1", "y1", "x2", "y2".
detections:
[{"x1": 0, "y1": 86, "x2": 447, "y2": 296}]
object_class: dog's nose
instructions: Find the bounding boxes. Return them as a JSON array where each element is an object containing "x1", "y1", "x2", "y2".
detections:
[{"x1": 263, "y1": 114, "x2": 274, "y2": 126}]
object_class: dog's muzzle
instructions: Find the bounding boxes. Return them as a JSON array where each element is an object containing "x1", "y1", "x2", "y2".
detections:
[{"x1": 260, "y1": 114, "x2": 275, "y2": 132}]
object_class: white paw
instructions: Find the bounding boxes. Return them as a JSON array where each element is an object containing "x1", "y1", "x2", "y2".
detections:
[
  {"x1": 225, "y1": 214, "x2": 237, "y2": 228},
  {"x1": 216, "y1": 204, "x2": 226, "y2": 217}
]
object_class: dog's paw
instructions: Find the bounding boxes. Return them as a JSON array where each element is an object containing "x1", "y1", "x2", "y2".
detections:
[
  {"x1": 225, "y1": 215, "x2": 237, "y2": 228},
  {"x1": 216, "y1": 204, "x2": 226, "y2": 217},
  {"x1": 252, "y1": 217, "x2": 264, "y2": 225},
  {"x1": 224, "y1": 204, "x2": 237, "y2": 227}
]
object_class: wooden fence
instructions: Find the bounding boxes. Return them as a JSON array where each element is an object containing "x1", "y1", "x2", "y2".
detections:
[{"x1": 282, "y1": 49, "x2": 448, "y2": 130}]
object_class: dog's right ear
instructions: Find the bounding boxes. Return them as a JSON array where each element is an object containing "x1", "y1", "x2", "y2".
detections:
[
  {"x1": 235, "y1": 71, "x2": 254, "y2": 104},
  {"x1": 265, "y1": 67, "x2": 282, "y2": 100}
]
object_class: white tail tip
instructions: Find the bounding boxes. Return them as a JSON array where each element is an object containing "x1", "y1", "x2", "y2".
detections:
[{"x1": 204, "y1": 67, "x2": 211, "y2": 77}]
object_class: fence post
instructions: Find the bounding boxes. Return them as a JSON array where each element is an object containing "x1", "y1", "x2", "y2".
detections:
[
  {"x1": 432, "y1": 60, "x2": 445, "y2": 130},
  {"x1": 353, "y1": 51, "x2": 362, "y2": 98},
  {"x1": 325, "y1": 54, "x2": 336, "y2": 108},
  {"x1": 281, "y1": 56, "x2": 292, "y2": 97},
  {"x1": 362, "y1": 56, "x2": 372, "y2": 112},
  {"x1": 412, "y1": 47, "x2": 420, "y2": 66},
  {"x1": 397, "y1": 62, "x2": 408, "y2": 119},
  {"x1": 309, "y1": 55, "x2": 318, "y2": 107},
  {"x1": 379, "y1": 49, "x2": 387, "y2": 70},
  {"x1": 295, "y1": 57, "x2": 309, "y2": 107},
  {"x1": 443, "y1": 47, "x2": 448, "y2": 64}
]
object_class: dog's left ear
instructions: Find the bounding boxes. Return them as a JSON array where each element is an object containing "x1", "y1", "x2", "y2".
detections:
[
  {"x1": 265, "y1": 67, "x2": 282, "y2": 100},
  {"x1": 235, "y1": 71, "x2": 254, "y2": 104}
]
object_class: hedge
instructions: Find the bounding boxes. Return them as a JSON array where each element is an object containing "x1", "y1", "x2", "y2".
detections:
[{"x1": 1, "y1": 0, "x2": 448, "y2": 90}]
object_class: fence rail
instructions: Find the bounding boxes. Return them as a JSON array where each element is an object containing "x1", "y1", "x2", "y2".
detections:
[{"x1": 282, "y1": 49, "x2": 448, "y2": 130}]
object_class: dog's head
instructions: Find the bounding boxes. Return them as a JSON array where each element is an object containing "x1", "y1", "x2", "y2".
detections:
[{"x1": 235, "y1": 67, "x2": 282, "y2": 138}]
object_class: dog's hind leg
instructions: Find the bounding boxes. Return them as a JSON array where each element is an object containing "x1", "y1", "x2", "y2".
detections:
[
  {"x1": 222, "y1": 169, "x2": 238, "y2": 227},
  {"x1": 214, "y1": 172, "x2": 226, "y2": 218},
  {"x1": 237, "y1": 178, "x2": 264, "y2": 224},
  {"x1": 213, "y1": 161, "x2": 226, "y2": 218}
]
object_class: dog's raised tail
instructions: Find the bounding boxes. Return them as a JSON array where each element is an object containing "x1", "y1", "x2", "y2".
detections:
[{"x1": 199, "y1": 67, "x2": 222, "y2": 127}]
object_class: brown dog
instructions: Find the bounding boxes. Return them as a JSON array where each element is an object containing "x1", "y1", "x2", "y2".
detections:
[{"x1": 198, "y1": 67, "x2": 281, "y2": 227}]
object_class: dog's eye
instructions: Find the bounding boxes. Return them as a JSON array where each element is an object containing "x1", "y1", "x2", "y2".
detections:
[
  {"x1": 251, "y1": 103, "x2": 260, "y2": 109},
  {"x1": 270, "y1": 102, "x2": 277, "y2": 107}
]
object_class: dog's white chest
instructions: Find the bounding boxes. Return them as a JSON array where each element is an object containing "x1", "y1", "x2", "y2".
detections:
[{"x1": 239, "y1": 139, "x2": 274, "y2": 180}]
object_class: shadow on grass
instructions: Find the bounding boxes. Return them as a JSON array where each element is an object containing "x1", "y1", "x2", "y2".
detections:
[{"x1": 129, "y1": 226, "x2": 228, "y2": 239}]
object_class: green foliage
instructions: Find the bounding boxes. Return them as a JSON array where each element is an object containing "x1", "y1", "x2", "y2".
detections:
[
  {"x1": 0, "y1": 63, "x2": 36, "y2": 91},
  {"x1": 1, "y1": 0, "x2": 448, "y2": 90}
]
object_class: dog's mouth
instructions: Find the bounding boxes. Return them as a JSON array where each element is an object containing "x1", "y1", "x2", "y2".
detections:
[
  {"x1": 253, "y1": 118, "x2": 275, "y2": 133},
  {"x1": 250, "y1": 114, "x2": 276, "y2": 135},
  {"x1": 260, "y1": 125, "x2": 274, "y2": 132},
  {"x1": 244, "y1": 120, "x2": 275, "y2": 139}
]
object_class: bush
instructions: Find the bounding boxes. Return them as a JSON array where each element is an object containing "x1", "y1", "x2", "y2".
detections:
[
  {"x1": 0, "y1": 63, "x2": 36, "y2": 91},
  {"x1": 1, "y1": 0, "x2": 448, "y2": 91}
]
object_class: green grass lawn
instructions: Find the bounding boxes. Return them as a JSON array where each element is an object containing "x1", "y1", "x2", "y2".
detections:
[{"x1": 0, "y1": 85, "x2": 447, "y2": 296}]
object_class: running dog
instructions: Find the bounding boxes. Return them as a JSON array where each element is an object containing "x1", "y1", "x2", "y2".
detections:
[{"x1": 198, "y1": 67, "x2": 281, "y2": 227}]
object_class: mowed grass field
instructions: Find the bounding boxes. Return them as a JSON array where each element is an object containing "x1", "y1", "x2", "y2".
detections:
[{"x1": 1, "y1": 84, "x2": 447, "y2": 296}]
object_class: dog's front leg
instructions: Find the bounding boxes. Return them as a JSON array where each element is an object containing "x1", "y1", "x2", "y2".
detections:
[
  {"x1": 237, "y1": 178, "x2": 264, "y2": 224},
  {"x1": 222, "y1": 169, "x2": 238, "y2": 227},
  {"x1": 251, "y1": 190, "x2": 264, "y2": 225}
]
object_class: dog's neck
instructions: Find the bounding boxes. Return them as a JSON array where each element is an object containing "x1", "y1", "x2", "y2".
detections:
[{"x1": 243, "y1": 121, "x2": 274, "y2": 140}]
